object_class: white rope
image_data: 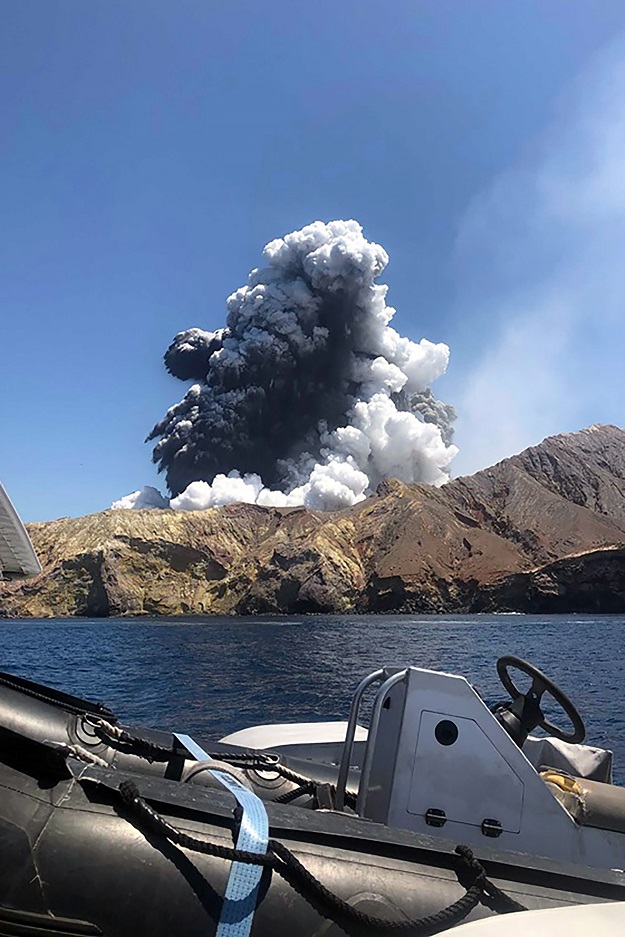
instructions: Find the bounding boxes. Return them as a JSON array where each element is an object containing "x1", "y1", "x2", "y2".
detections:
[
  {"x1": 53, "y1": 742, "x2": 110, "y2": 768},
  {"x1": 90, "y1": 717, "x2": 125, "y2": 741}
]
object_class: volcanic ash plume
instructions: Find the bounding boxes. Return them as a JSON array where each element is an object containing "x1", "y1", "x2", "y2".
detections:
[{"x1": 115, "y1": 220, "x2": 458, "y2": 513}]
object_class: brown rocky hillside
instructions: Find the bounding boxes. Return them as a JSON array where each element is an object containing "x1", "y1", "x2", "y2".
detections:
[{"x1": 2, "y1": 424, "x2": 625, "y2": 617}]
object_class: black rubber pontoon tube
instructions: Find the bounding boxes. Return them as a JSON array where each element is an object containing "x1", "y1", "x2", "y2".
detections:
[{"x1": 118, "y1": 780, "x2": 526, "y2": 936}]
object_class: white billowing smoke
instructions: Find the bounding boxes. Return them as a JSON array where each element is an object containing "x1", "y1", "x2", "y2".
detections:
[
  {"x1": 111, "y1": 486, "x2": 170, "y2": 511},
  {"x1": 114, "y1": 220, "x2": 457, "y2": 513}
]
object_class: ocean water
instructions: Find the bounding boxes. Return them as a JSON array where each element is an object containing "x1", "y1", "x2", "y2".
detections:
[{"x1": 2, "y1": 614, "x2": 624, "y2": 780}]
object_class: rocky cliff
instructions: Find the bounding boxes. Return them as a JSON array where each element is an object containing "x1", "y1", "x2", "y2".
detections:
[{"x1": 3, "y1": 424, "x2": 625, "y2": 617}]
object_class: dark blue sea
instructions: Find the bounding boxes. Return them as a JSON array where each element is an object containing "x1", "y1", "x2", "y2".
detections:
[{"x1": 2, "y1": 614, "x2": 624, "y2": 780}]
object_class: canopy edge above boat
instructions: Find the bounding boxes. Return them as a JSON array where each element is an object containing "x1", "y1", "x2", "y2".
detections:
[{"x1": 0, "y1": 482, "x2": 41, "y2": 579}]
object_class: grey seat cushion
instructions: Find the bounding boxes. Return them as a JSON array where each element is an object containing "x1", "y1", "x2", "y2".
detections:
[{"x1": 526, "y1": 734, "x2": 613, "y2": 782}]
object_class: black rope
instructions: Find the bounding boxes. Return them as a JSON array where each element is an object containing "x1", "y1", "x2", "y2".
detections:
[
  {"x1": 96, "y1": 727, "x2": 171, "y2": 763},
  {"x1": 119, "y1": 780, "x2": 273, "y2": 866},
  {"x1": 118, "y1": 780, "x2": 526, "y2": 935},
  {"x1": 242, "y1": 757, "x2": 357, "y2": 810},
  {"x1": 92, "y1": 720, "x2": 283, "y2": 769},
  {"x1": 274, "y1": 782, "x2": 315, "y2": 804},
  {"x1": 268, "y1": 838, "x2": 486, "y2": 934},
  {"x1": 0, "y1": 672, "x2": 116, "y2": 719},
  {"x1": 189, "y1": 749, "x2": 281, "y2": 767},
  {"x1": 454, "y1": 846, "x2": 526, "y2": 913},
  {"x1": 94, "y1": 720, "x2": 356, "y2": 808}
]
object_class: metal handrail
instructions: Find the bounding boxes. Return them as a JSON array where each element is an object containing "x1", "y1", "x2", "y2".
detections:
[
  {"x1": 334, "y1": 669, "x2": 385, "y2": 812},
  {"x1": 355, "y1": 669, "x2": 408, "y2": 816}
]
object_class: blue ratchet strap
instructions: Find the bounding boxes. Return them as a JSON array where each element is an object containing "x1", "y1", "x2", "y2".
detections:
[{"x1": 173, "y1": 733, "x2": 269, "y2": 937}]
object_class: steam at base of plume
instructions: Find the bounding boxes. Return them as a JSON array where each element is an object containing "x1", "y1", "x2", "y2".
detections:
[{"x1": 113, "y1": 220, "x2": 458, "y2": 513}]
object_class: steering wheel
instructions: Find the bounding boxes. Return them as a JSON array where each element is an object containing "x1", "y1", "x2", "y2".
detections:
[{"x1": 496, "y1": 655, "x2": 586, "y2": 745}]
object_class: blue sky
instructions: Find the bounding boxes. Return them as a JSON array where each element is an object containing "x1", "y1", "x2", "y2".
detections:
[{"x1": 3, "y1": 1, "x2": 625, "y2": 522}]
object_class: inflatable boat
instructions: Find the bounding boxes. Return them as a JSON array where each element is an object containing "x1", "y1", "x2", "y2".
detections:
[
  {"x1": 2, "y1": 484, "x2": 625, "y2": 934},
  {"x1": 2, "y1": 654, "x2": 625, "y2": 936}
]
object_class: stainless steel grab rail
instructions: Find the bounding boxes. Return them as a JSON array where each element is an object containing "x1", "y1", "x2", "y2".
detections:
[
  {"x1": 355, "y1": 669, "x2": 408, "y2": 816},
  {"x1": 335, "y1": 667, "x2": 406, "y2": 812}
]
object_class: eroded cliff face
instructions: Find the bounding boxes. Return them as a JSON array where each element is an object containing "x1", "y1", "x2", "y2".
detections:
[
  {"x1": 477, "y1": 547, "x2": 625, "y2": 614},
  {"x1": 3, "y1": 424, "x2": 625, "y2": 617}
]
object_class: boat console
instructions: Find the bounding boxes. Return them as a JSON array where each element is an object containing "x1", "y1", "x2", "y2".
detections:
[
  {"x1": 225, "y1": 656, "x2": 625, "y2": 871},
  {"x1": 353, "y1": 660, "x2": 625, "y2": 868}
]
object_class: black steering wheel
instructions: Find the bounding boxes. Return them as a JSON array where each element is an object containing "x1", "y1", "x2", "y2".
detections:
[{"x1": 496, "y1": 655, "x2": 586, "y2": 746}]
